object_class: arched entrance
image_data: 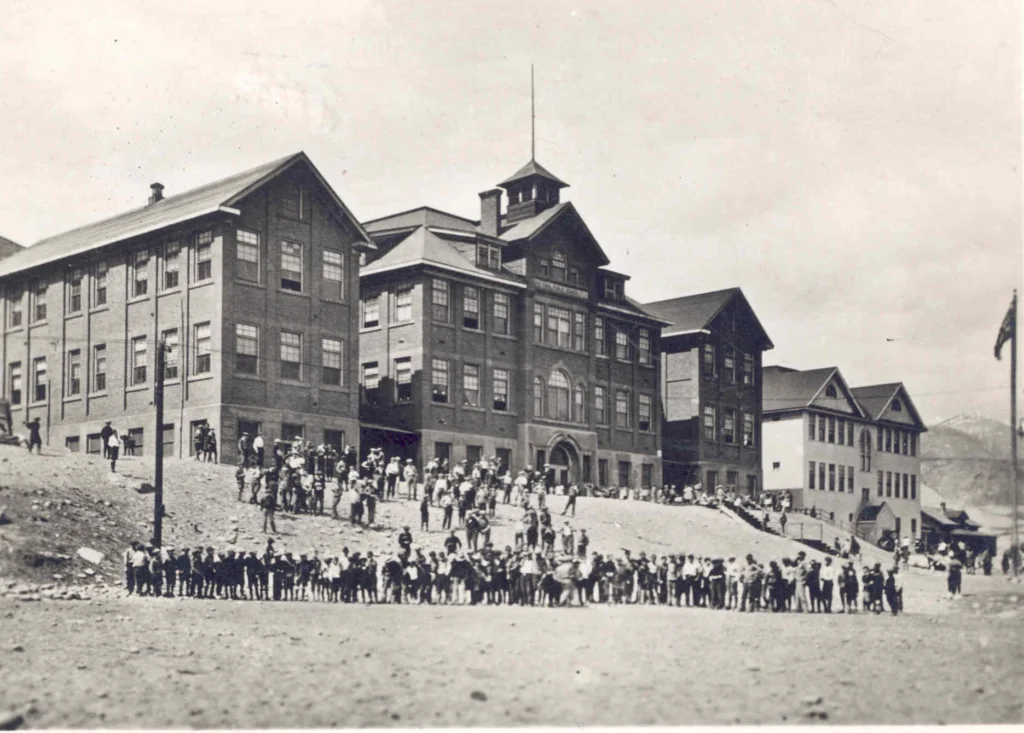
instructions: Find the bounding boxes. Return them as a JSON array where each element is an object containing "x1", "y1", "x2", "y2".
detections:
[{"x1": 547, "y1": 437, "x2": 580, "y2": 487}]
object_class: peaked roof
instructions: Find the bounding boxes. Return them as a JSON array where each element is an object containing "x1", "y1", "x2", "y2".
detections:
[
  {"x1": 858, "y1": 504, "x2": 885, "y2": 522},
  {"x1": 0, "y1": 235, "x2": 23, "y2": 259},
  {"x1": 762, "y1": 366, "x2": 841, "y2": 413},
  {"x1": 497, "y1": 202, "x2": 612, "y2": 267},
  {"x1": 363, "y1": 206, "x2": 477, "y2": 234},
  {"x1": 643, "y1": 287, "x2": 774, "y2": 348},
  {"x1": 921, "y1": 506, "x2": 957, "y2": 528},
  {"x1": 498, "y1": 159, "x2": 568, "y2": 188},
  {"x1": 850, "y1": 383, "x2": 927, "y2": 431},
  {"x1": 361, "y1": 226, "x2": 524, "y2": 288},
  {"x1": 0, "y1": 152, "x2": 373, "y2": 279}
]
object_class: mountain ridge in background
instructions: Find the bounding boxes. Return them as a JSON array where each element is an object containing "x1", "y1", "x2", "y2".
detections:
[{"x1": 921, "y1": 413, "x2": 1020, "y2": 508}]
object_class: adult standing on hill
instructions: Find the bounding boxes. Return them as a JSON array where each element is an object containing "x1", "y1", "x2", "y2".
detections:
[
  {"x1": 238, "y1": 432, "x2": 251, "y2": 466},
  {"x1": 23, "y1": 417, "x2": 42, "y2": 454},
  {"x1": 101, "y1": 421, "x2": 113, "y2": 460},
  {"x1": 253, "y1": 432, "x2": 265, "y2": 467},
  {"x1": 205, "y1": 429, "x2": 218, "y2": 463}
]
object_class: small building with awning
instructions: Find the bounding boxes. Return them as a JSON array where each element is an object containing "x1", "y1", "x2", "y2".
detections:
[{"x1": 921, "y1": 503, "x2": 997, "y2": 556}]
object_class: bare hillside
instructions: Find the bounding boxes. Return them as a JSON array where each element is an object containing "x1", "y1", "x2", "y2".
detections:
[{"x1": 921, "y1": 415, "x2": 1020, "y2": 507}]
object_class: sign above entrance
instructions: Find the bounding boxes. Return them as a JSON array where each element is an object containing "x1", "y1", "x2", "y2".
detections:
[{"x1": 534, "y1": 278, "x2": 589, "y2": 301}]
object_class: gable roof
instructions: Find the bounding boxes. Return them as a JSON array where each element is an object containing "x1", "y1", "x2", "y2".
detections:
[
  {"x1": 498, "y1": 159, "x2": 569, "y2": 188},
  {"x1": 0, "y1": 235, "x2": 23, "y2": 259},
  {"x1": 497, "y1": 201, "x2": 611, "y2": 267},
  {"x1": 360, "y1": 226, "x2": 524, "y2": 288},
  {"x1": 858, "y1": 504, "x2": 885, "y2": 522},
  {"x1": 762, "y1": 367, "x2": 840, "y2": 413},
  {"x1": 0, "y1": 152, "x2": 373, "y2": 280},
  {"x1": 921, "y1": 506, "x2": 957, "y2": 528},
  {"x1": 643, "y1": 287, "x2": 774, "y2": 348},
  {"x1": 363, "y1": 206, "x2": 478, "y2": 234},
  {"x1": 850, "y1": 383, "x2": 927, "y2": 431}
]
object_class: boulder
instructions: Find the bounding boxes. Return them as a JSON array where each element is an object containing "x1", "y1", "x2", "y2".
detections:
[
  {"x1": 136, "y1": 483, "x2": 155, "y2": 494},
  {"x1": 0, "y1": 506, "x2": 9, "y2": 525},
  {"x1": 77, "y1": 547, "x2": 105, "y2": 565}
]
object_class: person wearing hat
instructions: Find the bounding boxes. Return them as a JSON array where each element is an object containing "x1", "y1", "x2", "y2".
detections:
[
  {"x1": 403, "y1": 459, "x2": 419, "y2": 501},
  {"x1": 384, "y1": 456, "x2": 401, "y2": 500},
  {"x1": 101, "y1": 421, "x2": 114, "y2": 460},
  {"x1": 238, "y1": 432, "x2": 252, "y2": 467},
  {"x1": 397, "y1": 525, "x2": 413, "y2": 557}
]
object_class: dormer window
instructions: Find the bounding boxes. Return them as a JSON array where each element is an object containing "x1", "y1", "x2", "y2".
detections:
[
  {"x1": 892, "y1": 398, "x2": 902, "y2": 412},
  {"x1": 476, "y1": 244, "x2": 502, "y2": 271},
  {"x1": 825, "y1": 384, "x2": 837, "y2": 399},
  {"x1": 603, "y1": 277, "x2": 623, "y2": 301},
  {"x1": 551, "y1": 251, "x2": 567, "y2": 282}
]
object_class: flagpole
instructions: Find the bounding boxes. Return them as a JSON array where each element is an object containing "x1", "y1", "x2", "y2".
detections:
[{"x1": 1012, "y1": 290, "x2": 1019, "y2": 576}]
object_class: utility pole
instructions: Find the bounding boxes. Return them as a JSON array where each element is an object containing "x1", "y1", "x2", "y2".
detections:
[{"x1": 153, "y1": 336, "x2": 167, "y2": 547}]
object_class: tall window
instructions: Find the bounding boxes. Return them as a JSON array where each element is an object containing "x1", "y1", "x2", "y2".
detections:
[
  {"x1": 877, "y1": 470, "x2": 883, "y2": 497},
  {"x1": 236, "y1": 324, "x2": 259, "y2": 375},
  {"x1": 615, "y1": 390, "x2": 630, "y2": 427},
  {"x1": 573, "y1": 313, "x2": 586, "y2": 352},
  {"x1": 827, "y1": 416, "x2": 836, "y2": 443},
  {"x1": 463, "y1": 286, "x2": 480, "y2": 329},
  {"x1": 618, "y1": 461, "x2": 631, "y2": 488},
  {"x1": 594, "y1": 386, "x2": 607, "y2": 424},
  {"x1": 361, "y1": 294, "x2": 380, "y2": 329},
  {"x1": 838, "y1": 465, "x2": 845, "y2": 493},
  {"x1": 547, "y1": 370, "x2": 570, "y2": 420},
  {"x1": 551, "y1": 250, "x2": 567, "y2": 281},
  {"x1": 574, "y1": 383, "x2": 586, "y2": 422},
  {"x1": 321, "y1": 337, "x2": 343, "y2": 385},
  {"x1": 280, "y1": 241, "x2": 302, "y2": 291},
  {"x1": 639, "y1": 329, "x2": 651, "y2": 365},
  {"x1": 322, "y1": 250, "x2": 344, "y2": 300},
  {"x1": 131, "y1": 251, "x2": 149, "y2": 298},
  {"x1": 533, "y1": 303, "x2": 544, "y2": 342},
  {"x1": 282, "y1": 183, "x2": 303, "y2": 219},
  {"x1": 614, "y1": 329, "x2": 629, "y2": 361},
  {"x1": 92, "y1": 346, "x2": 106, "y2": 392},
  {"x1": 910, "y1": 475, "x2": 917, "y2": 500},
  {"x1": 808, "y1": 461, "x2": 816, "y2": 489},
  {"x1": 723, "y1": 350, "x2": 735, "y2": 383},
  {"x1": 568, "y1": 266, "x2": 580, "y2": 286},
  {"x1": 910, "y1": 434, "x2": 917, "y2": 457},
  {"x1": 902, "y1": 431, "x2": 909, "y2": 455},
  {"x1": 703, "y1": 405, "x2": 716, "y2": 440},
  {"x1": 537, "y1": 258, "x2": 549, "y2": 278},
  {"x1": 638, "y1": 394, "x2": 652, "y2": 431},
  {"x1": 431, "y1": 359, "x2": 449, "y2": 403},
  {"x1": 808, "y1": 414, "x2": 816, "y2": 441},
  {"x1": 32, "y1": 357, "x2": 46, "y2": 402},
  {"x1": 8, "y1": 362, "x2": 21, "y2": 405},
  {"x1": 493, "y1": 293, "x2": 509, "y2": 335},
  {"x1": 885, "y1": 428, "x2": 892, "y2": 452},
  {"x1": 829, "y1": 464, "x2": 836, "y2": 491},
  {"x1": 533, "y1": 376, "x2": 544, "y2": 417},
  {"x1": 395, "y1": 357, "x2": 412, "y2": 402},
  {"x1": 463, "y1": 364, "x2": 480, "y2": 406},
  {"x1": 838, "y1": 419, "x2": 845, "y2": 445},
  {"x1": 723, "y1": 408, "x2": 736, "y2": 444},
  {"x1": 279, "y1": 331, "x2": 301, "y2": 380},
  {"x1": 743, "y1": 413, "x2": 755, "y2": 446},
  {"x1": 67, "y1": 269, "x2": 83, "y2": 313},
  {"x1": 67, "y1": 350, "x2": 81, "y2": 396},
  {"x1": 877, "y1": 427, "x2": 883, "y2": 452},
  {"x1": 163, "y1": 241, "x2": 180, "y2": 290},
  {"x1": 194, "y1": 323, "x2": 212, "y2": 374},
  {"x1": 432, "y1": 279, "x2": 450, "y2": 322},
  {"x1": 819, "y1": 464, "x2": 826, "y2": 493},
  {"x1": 395, "y1": 284, "x2": 413, "y2": 322},
  {"x1": 702, "y1": 343, "x2": 716, "y2": 378},
  {"x1": 162, "y1": 329, "x2": 179, "y2": 380},
  {"x1": 885, "y1": 471, "x2": 892, "y2": 498},
  {"x1": 7, "y1": 287, "x2": 22, "y2": 327},
  {"x1": 547, "y1": 307, "x2": 570, "y2": 348},
  {"x1": 847, "y1": 466, "x2": 854, "y2": 492},
  {"x1": 818, "y1": 418, "x2": 826, "y2": 442},
  {"x1": 743, "y1": 353, "x2": 754, "y2": 385},
  {"x1": 594, "y1": 316, "x2": 606, "y2": 356},
  {"x1": 93, "y1": 260, "x2": 107, "y2": 307},
  {"x1": 31, "y1": 280, "x2": 47, "y2": 322},
  {"x1": 363, "y1": 362, "x2": 380, "y2": 405},
  {"x1": 493, "y1": 368, "x2": 509, "y2": 411},
  {"x1": 236, "y1": 230, "x2": 260, "y2": 283},
  {"x1": 131, "y1": 337, "x2": 147, "y2": 385},
  {"x1": 194, "y1": 231, "x2": 213, "y2": 282}
]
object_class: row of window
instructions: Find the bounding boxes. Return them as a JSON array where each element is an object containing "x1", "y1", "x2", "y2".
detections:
[
  {"x1": 706, "y1": 471, "x2": 758, "y2": 494},
  {"x1": 808, "y1": 414, "x2": 917, "y2": 457},
  {"x1": 536, "y1": 250, "x2": 582, "y2": 287},
  {"x1": 877, "y1": 470, "x2": 918, "y2": 501},
  {"x1": 534, "y1": 304, "x2": 654, "y2": 365},
  {"x1": 232, "y1": 325, "x2": 345, "y2": 385},
  {"x1": 808, "y1": 461, "x2": 857, "y2": 493},
  {"x1": 531, "y1": 373, "x2": 654, "y2": 430},
  {"x1": 237, "y1": 230, "x2": 346, "y2": 298},
  {"x1": 701, "y1": 343, "x2": 755, "y2": 385},
  {"x1": 702, "y1": 405, "x2": 757, "y2": 447}
]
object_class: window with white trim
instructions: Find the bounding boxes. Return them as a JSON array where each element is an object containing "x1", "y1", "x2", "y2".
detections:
[
  {"x1": 67, "y1": 350, "x2": 81, "y2": 396},
  {"x1": 236, "y1": 324, "x2": 259, "y2": 375},
  {"x1": 321, "y1": 337, "x2": 343, "y2": 385},
  {"x1": 163, "y1": 241, "x2": 180, "y2": 290},
  {"x1": 193, "y1": 322, "x2": 212, "y2": 374},
  {"x1": 322, "y1": 249, "x2": 344, "y2": 300},
  {"x1": 395, "y1": 357, "x2": 412, "y2": 402},
  {"x1": 194, "y1": 232, "x2": 213, "y2": 282},
  {"x1": 131, "y1": 337, "x2": 147, "y2": 385},
  {"x1": 493, "y1": 368, "x2": 509, "y2": 412},
  {"x1": 638, "y1": 393, "x2": 652, "y2": 431},
  {"x1": 431, "y1": 359, "x2": 449, "y2": 403},
  {"x1": 395, "y1": 284, "x2": 413, "y2": 322},
  {"x1": 131, "y1": 251, "x2": 149, "y2": 298},
  {"x1": 279, "y1": 331, "x2": 301, "y2": 380},
  {"x1": 236, "y1": 230, "x2": 260, "y2": 283},
  {"x1": 463, "y1": 286, "x2": 480, "y2": 330},
  {"x1": 280, "y1": 241, "x2": 302, "y2": 292},
  {"x1": 162, "y1": 328, "x2": 179, "y2": 380}
]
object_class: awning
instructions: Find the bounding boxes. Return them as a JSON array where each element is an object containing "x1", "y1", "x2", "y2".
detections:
[
  {"x1": 951, "y1": 528, "x2": 997, "y2": 539},
  {"x1": 359, "y1": 423, "x2": 420, "y2": 437}
]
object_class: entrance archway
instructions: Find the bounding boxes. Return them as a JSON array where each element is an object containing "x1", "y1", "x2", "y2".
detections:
[{"x1": 546, "y1": 437, "x2": 580, "y2": 487}]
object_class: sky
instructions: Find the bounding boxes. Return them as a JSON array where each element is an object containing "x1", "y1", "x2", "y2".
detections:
[{"x1": 0, "y1": 0, "x2": 1020, "y2": 426}]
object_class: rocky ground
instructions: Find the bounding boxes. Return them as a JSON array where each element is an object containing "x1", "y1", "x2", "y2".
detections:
[{"x1": 1, "y1": 444, "x2": 1023, "y2": 727}]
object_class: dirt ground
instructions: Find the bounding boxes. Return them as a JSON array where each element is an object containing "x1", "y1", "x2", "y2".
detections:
[{"x1": 1, "y1": 591, "x2": 1023, "y2": 728}]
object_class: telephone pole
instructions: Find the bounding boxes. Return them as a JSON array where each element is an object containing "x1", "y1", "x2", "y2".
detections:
[{"x1": 153, "y1": 337, "x2": 167, "y2": 547}]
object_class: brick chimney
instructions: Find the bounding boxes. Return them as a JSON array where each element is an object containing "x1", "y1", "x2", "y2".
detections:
[
  {"x1": 148, "y1": 182, "x2": 165, "y2": 205},
  {"x1": 478, "y1": 189, "x2": 502, "y2": 236}
]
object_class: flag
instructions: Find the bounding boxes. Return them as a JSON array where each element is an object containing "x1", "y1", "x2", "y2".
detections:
[{"x1": 995, "y1": 296, "x2": 1016, "y2": 360}]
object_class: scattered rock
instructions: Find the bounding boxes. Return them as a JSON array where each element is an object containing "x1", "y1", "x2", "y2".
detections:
[
  {"x1": 0, "y1": 506, "x2": 8, "y2": 525},
  {"x1": 470, "y1": 691, "x2": 488, "y2": 702},
  {"x1": 137, "y1": 483, "x2": 155, "y2": 494},
  {"x1": 801, "y1": 696, "x2": 823, "y2": 707},
  {"x1": 0, "y1": 710, "x2": 25, "y2": 730},
  {"x1": 10, "y1": 645, "x2": 24, "y2": 653}
]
